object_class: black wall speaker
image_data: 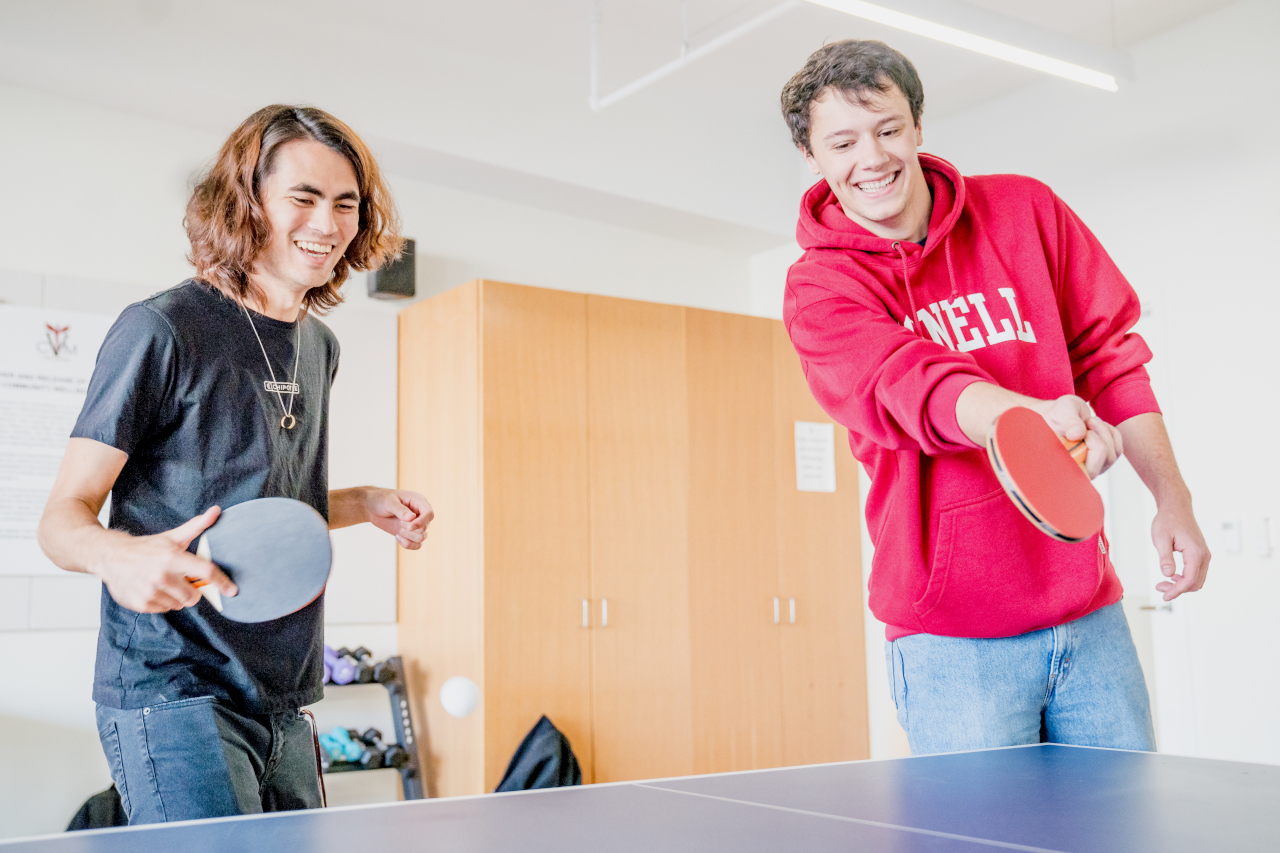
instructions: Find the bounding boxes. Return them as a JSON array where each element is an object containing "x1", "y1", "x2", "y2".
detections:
[{"x1": 368, "y1": 238, "x2": 415, "y2": 300}]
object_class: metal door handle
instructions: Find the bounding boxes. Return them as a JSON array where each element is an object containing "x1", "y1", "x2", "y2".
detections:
[
  {"x1": 582, "y1": 598, "x2": 590, "y2": 628},
  {"x1": 789, "y1": 597, "x2": 796, "y2": 624},
  {"x1": 601, "y1": 598, "x2": 608, "y2": 628},
  {"x1": 773, "y1": 596, "x2": 780, "y2": 624},
  {"x1": 1139, "y1": 604, "x2": 1172, "y2": 612}
]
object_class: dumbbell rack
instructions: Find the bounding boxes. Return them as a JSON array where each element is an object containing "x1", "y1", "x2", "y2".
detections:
[{"x1": 323, "y1": 655, "x2": 424, "y2": 801}]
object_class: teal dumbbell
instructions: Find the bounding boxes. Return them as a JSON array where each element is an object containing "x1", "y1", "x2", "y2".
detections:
[{"x1": 319, "y1": 727, "x2": 366, "y2": 763}]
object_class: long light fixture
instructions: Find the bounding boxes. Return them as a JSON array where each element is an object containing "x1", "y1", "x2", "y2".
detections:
[
  {"x1": 807, "y1": 0, "x2": 1119, "y2": 91},
  {"x1": 589, "y1": 0, "x2": 1124, "y2": 111}
]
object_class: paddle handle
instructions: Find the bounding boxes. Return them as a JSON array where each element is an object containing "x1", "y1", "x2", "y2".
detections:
[
  {"x1": 186, "y1": 534, "x2": 224, "y2": 612},
  {"x1": 182, "y1": 578, "x2": 224, "y2": 612},
  {"x1": 1061, "y1": 437, "x2": 1088, "y2": 473}
]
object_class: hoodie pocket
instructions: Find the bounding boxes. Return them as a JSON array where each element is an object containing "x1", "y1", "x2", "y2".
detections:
[{"x1": 913, "y1": 488, "x2": 1104, "y2": 637}]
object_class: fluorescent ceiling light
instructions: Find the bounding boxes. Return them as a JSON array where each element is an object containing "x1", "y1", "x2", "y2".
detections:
[{"x1": 807, "y1": 0, "x2": 1119, "y2": 91}]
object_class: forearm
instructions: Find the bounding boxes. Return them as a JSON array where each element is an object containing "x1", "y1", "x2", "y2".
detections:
[
  {"x1": 954, "y1": 382, "x2": 1043, "y2": 445},
  {"x1": 37, "y1": 497, "x2": 133, "y2": 576},
  {"x1": 1117, "y1": 412, "x2": 1208, "y2": 598},
  {"x1": 333, "y1": 487, "x2": 433, "y2": 548},
  {"x1": 1116, "y1": 412, "x2": 1191, "y2": 508},
  {"x1": 328, "y1": 486, "x2": 373, "y2": 529}
]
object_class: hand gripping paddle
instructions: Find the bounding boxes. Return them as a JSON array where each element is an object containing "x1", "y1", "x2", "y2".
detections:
[
  {"x1": 986, "y1": 407, "x2": 1104, "y2": 543},
  {"x1": 189, "y1": 497, "x2": 332, "y2": 623}
]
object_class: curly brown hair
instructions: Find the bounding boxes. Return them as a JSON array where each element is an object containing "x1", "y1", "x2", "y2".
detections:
[
  {"x1": 781, "y1": 40, "x2": 925, "y2": 154},
  {"x1": 185, "y1": 105, "x2": 402, "y2": 314}
]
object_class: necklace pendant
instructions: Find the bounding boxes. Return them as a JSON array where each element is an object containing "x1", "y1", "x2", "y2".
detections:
[{"x1": 240, "y1": 300, "x2": 305, "y2": 436}]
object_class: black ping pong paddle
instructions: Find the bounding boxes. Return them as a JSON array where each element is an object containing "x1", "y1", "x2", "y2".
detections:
[{"x1": 189, "y1": 497, "x2": 332, "y2": 623}]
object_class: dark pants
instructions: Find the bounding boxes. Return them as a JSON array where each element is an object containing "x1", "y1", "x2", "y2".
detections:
[{"x1": 96, "y1": 697, "x2": 322, "y2": 825}]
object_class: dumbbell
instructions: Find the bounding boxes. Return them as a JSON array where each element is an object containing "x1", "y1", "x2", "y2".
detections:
[
  {"x1": 331, "y1": 728, "x2": 380, "y2": 770},
  {"x1": 323, "y1": 645, "x2": 354, "y2": 685},
  {"x1": 349, "y1": 646, "x2": 376, "y2": 684},
  {"x1": 359, "y1": 728, "x2": 410, "y2": 770},
  {"x1": 319, "y1": 727, "x2": 365, "y2": 763},
  {"x1": 349, "y1": 727, "x2": 386, "y2": 769},
  {"x1": 372, "y1": 658, "x2": 399, "y2": 685},
  {"x1": 327, "y1": 647, "x2": 358, "y2": 685},
  {"x1": 322, "y1": 645, "x2": 334, "y2": 684}
]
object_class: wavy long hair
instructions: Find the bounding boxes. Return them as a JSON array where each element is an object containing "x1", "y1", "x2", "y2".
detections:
[{"x1": 185, "y1": 105, "x2": 402, "y2": 314}]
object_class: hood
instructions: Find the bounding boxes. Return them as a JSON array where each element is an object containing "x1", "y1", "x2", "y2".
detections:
[{"x1": 795, "y1": 153, "x2": 966, "y2": 265}]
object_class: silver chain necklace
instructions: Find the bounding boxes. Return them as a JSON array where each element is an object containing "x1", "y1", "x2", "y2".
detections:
[{"x1": 241, "y1": 301, "x2": 304, "y2": 430}]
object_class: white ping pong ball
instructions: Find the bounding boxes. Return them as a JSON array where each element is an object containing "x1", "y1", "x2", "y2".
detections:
[{"x1": 440, "y1": 676, "x2": 480, "y2": 718}]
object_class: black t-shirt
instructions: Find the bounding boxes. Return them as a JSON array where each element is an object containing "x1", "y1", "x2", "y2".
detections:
[{"x1": 73, "y1": 280, "x2": 339, "y2": 713}]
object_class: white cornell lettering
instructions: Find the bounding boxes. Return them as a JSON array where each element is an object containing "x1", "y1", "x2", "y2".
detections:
[
  {"x1": 915, "y1": 304, "x2": 955, "y2": 350},
  {"x1": 941, "y1": 297, "x2": 985, "y2": 352},
  {"x1": 997, "y1": 287, "x2": 1036, "y2": 343},
  {"x1": 965, "y1": 293, "x2": 1017, "y2": 345},
  {"x1": 901, "y1": 288, "x2": 1036, "y2": 348}
]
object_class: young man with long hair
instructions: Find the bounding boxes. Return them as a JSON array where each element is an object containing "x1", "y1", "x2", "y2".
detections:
[
  {"x1": 780, "y1": 42, "x2": 1209, "y2": 754},
  {"x1": 38, "y1": 105, "x2": 430, "y2": 822}
]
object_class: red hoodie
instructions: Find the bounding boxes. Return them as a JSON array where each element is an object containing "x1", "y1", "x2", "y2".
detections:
[{"x1": 784, "y1": 153, "x2": 1159, "y2": 641}]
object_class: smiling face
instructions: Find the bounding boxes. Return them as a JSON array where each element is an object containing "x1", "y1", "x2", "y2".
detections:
[
  {"x1": 251, "y1": 139, "x2": 361, "y2": 311},
  {"x1": 803, "y1": 83, "x2": 932, "y2": 242}
]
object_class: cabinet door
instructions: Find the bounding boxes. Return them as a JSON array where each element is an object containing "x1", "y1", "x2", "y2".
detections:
[
  {"x1": 771, "y1": 323, "x2": 868, "y2": 765},
  {"x1": 481, "y1": 282, "x2": 594, "y2": 789},
  {"x1": 586, "y1": 296, "x2": 694, "y2": 782},
  {"x1": 398, "y1": 282, "x2": 485, "y2": 798},
  {"x1": 686, "y1": 309, "x2": 784, "y2": 774}
]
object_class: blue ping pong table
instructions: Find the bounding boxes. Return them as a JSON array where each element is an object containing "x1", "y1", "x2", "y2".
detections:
[{"x1": 4, "y1": 743, "x2": 1277, "y2": 852}]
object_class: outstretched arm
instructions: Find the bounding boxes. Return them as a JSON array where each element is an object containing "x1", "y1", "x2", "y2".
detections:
[
  {"x1": 955, "y1": 382, "x2": 1123, "y2": 479},
  {"x1": 329, "y1": 486, "x2": 434, "y2": 549},
  {"x1": 1116, "y1": 412, "x2": 1209, "y2": 601}
]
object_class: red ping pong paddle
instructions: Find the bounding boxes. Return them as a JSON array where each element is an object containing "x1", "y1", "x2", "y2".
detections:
[
  {"x1": 986, "y1": 407, "x2": 1104, "y2": 543},
  {"x1": 187, "y1": 497, "x2": 332, "y2": 623}
]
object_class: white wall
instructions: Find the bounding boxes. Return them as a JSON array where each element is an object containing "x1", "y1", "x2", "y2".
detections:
[
  {"x1": 0, "y1": 82, "x2": 757, "y2": 838},
  {"x1": 749, "y1": 240, "x2": 803, "y2": 319},
  {"x1": 924, "y1": 0, "x2": 1279, "y2": 763},
  {"x1": 859, "y1": 468, "x2": 912, "y2": 760}
]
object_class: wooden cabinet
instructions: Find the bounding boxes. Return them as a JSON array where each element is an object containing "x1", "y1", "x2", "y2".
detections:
[
  {"x1": 685, "y1": 308, "x2": 786, "y2": 774},
  {"x1": 398, "y1": 281, "x2": 866, "y2": 798},
  {"x1": 586, "y1": 296, "x2": 694, "y2": 783}
]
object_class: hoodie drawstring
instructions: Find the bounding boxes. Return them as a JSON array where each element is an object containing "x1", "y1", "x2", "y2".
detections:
[
  {"x1": 893, "y1": 241, "x2": 925, "y2": 340},
  {"x1": 944, "y1": 235, "x2": 959, "y2": 301},
  {"x1": 897, "y1": 236, "x2": 962, "y2": 341}
]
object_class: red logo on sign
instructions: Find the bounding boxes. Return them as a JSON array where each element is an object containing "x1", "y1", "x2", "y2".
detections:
[{"x1": 38, "y1": 323, "x2": 77, "y2": 359}]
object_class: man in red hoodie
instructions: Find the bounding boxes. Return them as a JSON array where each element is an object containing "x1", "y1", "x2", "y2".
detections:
[{"x1": 780, "y1": 40, "x2": 1209, "y2": 754}]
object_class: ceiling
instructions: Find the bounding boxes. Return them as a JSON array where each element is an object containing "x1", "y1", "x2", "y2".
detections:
[{"x1": 0, "y1": 0, "x2": 1235, "y2": 252}]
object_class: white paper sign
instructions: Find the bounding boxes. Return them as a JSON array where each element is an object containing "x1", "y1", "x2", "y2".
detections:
[
  {"x1": 0, "y1": 305, "x2": 112, "y2": 575},
  {"x1": 794, "y1": 421, "x2": 836, "y2": 493}
]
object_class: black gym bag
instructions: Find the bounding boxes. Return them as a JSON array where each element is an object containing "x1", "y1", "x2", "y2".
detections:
[
  {"x1": 494, "y1": 715, "x2": 582, "y2": 792},
  {"x1": 67, "y1": 785, "x2": 128, "y2": 831}
]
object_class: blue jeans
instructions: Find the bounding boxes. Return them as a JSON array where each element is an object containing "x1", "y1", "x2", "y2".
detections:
[
  {"x1": 96, "y1": 696, "x2": 322, "y2": 824},
  {"x1": 887, "y1": 601, "x2": 1155, "y2": 755}
]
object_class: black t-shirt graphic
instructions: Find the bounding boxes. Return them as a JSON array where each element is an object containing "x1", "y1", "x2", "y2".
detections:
[{"x1": 73, "y1": 280, "x2": 339, "y2": 713}]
